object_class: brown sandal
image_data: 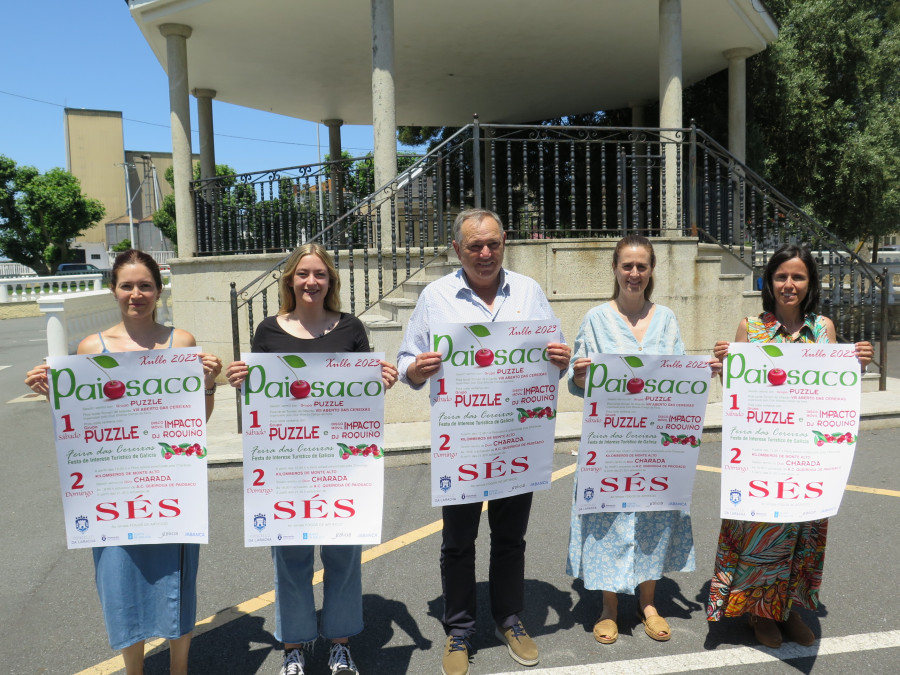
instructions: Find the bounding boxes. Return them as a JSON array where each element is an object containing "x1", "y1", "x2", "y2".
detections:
[
  {"x1": 749, "y1": 614, "x2": 782, "y2": 648},
  {"x1": 637, "y1": 608, "x2": 671, "y2": 641},
  {"x1": 782, "y1": 611, "x2": 815, "y2": 646},
  {"x1": 592, "y1": 618, "x2": 618, "y2": 644}
]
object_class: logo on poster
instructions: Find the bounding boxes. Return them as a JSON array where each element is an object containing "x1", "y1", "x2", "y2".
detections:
[
  {"x1": 74, "y1": 515, "x2": 89, "y2": 533},
  {"x1": 439, "y1": 476, "x2": 452, "y2": 492},
  {"x1": 583, "y1": 487, "x2": 595, "y2": 502},
  {"x1": 253, "y1": 513, "x2": 267, "y2": 531},
  {"x1": 730, "y1": 489, "x2": 742, "y2": 505}
]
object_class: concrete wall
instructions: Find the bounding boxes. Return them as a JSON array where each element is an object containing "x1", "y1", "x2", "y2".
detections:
[{"x1": 169, "y1": 239, "x2": 761, "y2": 422}]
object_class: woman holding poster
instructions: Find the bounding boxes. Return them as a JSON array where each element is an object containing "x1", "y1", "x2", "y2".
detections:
[
  {"x1": 24, "y1": 249, "x2": 222, "y2": 675},
  {"x1": 707, "y1": 244, "x2": 873, "y2": 648},
  {"x1": 568, "y1": 235, "x2": 701, "y2": 645},
  {"x1": 226, "y1": 243, "x2": 397, "y2": 675}
]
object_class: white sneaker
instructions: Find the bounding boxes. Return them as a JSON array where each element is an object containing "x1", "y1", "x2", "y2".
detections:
[
  {"x1": 280, "y1": 648, "x2": 306, "y2": 675},
  {"x1": 328, "y1": 642, "x2": 359, "y2": 675}
]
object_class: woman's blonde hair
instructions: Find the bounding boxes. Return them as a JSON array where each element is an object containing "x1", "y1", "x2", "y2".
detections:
[{"x1": 278, "y1": 243, "x2": 341, "y2": 314}]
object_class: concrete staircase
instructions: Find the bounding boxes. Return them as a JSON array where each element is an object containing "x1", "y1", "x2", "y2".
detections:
[{"x1": 355, "y1": 238, "x2": 764, "y2": 425}]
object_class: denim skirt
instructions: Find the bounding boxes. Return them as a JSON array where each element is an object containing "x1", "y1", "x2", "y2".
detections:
[{"x1": 93, "y1": 543, "x2": 199, "y2": 650}]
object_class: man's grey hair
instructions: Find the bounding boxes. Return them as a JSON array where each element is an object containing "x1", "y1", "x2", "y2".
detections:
[{"x1": 452, "y1": 208, "x2": 505, "y2": 246}]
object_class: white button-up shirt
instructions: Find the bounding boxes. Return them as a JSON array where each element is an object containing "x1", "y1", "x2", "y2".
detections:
[{"x1": 397, "y1": 267, "x2": 564, "y2": 389}]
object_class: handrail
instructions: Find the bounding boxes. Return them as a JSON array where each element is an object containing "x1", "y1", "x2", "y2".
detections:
[{"x1": 225, "y1": 121, "x2": 888, "y2": 390}]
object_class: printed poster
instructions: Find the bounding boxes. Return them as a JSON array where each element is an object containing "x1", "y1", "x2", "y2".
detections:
[
  {"x1": 720, "y1": 342, "x2": 862, "y2": 522},
  {"x1": 429, "y1": 320, "x2": 561, "y2": 506},
  {"x1": 241, "y1": 352, "x2": 385, "y2": 546},
  {"x1": 47, "y1": 349, "x2": 209, "y2": 549},
  {"x1": 575, "y1": 353, "x2": 712, "y2": 514}
]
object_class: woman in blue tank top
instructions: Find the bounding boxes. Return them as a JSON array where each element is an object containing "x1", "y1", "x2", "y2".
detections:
[{"x1": 24, "y1": 249, "x2": 222, "y2": 675}]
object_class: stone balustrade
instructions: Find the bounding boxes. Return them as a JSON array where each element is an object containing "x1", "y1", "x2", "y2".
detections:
[
  {"x1": 37, "y1": 289, "x2": 173, "y2": 356},
  {"x1": 0, "y1": 274, "x2": 103, "y2": 303}
]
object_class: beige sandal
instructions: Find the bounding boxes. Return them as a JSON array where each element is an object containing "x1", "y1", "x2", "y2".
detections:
[
  {"x1": 592, "y1": 618, "x2": 618, "y2": 644},
  {"x1": 637, "y1": 608, "x2": 671, "y2": 642}
]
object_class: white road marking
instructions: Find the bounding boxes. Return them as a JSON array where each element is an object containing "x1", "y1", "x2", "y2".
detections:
[
  {"x1": 487, "y1": 630, "x2": 900, "y2": 674},
  {"x1": 0, "y1": 366, "x2": 10, "y2": 371}
]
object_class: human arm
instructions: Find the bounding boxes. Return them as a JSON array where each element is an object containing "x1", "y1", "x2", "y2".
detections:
[
  {"x1": 380, "y1": 360, "x2": 398, "y2": 389},
  {"x1": 397, "y1": 292, "x2": 436, "y2": 389},
  {"x1": 566, "y1": 307, "x2": 600, "y2": 398},
  {"x1": 545, "y1": 342, "x2": 572, "y2": 371},
  {"x1": 24, "y1": 364, "x2": 51, "y2": 398},
  {"x1": 855, "y1": 341, "x2": 873, "y2": 370},
  {"x1": 819, "y1": 316, "x2": 873, "y2": 370},
  {"x1": 25, "y1": 333, "x2": 104, "y2": 399},
  {"x1": 172, "y1": 329, "x2": 221, "y2": 421},
  {"x1": 405, "y1": 352, "x2": 443, "y2": 386}
]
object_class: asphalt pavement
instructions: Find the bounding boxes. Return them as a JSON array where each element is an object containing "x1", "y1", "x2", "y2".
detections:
[{"x1": 2, "y1": 315, "x2": 900, "y2": 674}]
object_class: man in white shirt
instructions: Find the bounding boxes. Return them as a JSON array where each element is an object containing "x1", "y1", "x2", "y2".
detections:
[{"x1": 398, "y1": 208, "x2": 570, "y2": 675}]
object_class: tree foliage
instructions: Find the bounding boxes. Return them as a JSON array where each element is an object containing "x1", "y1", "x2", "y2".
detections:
[
  {"x1": 685, "y1": 0, "x2": 900, "y2": 251},
  {"x1": 0, "y1": 155, "x2": 105, "y2": 275},
  {"x1": 152, "y1": 162, "x2": 237, "y2": 249},
  {"x1": 757, "y1": 0, "x2": 900, "y2": 249}
]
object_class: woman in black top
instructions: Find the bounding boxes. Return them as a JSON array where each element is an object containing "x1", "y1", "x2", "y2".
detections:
[{"x1": 226, "y1": 243, "x2": 397, "y2": 675}]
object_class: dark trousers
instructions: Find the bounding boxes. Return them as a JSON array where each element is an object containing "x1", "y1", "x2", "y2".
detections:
[{"x1": 440, "y1": 491, "x2": 534, "y2": 638}]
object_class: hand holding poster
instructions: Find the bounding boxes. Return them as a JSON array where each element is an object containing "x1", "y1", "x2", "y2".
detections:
[
  {"x1": 240, "y1": 352, "x2": 385, "y2": 546},
  {"x1": 720, "y1": 342, "x2": 862, "y2": 522},
  {"x1": 429, "y1": 320, "x2": 561, "y2": 506},
  {"x1": 47, "y1": 349, "x2": 209, "y2": 548},
  {"x1": 575, "y1": 353, "x2": 712, "y2": 514}
]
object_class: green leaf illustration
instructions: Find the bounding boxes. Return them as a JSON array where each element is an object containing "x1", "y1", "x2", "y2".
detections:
[
  {"x1": 623, "y1": 356, "x2": 644, "y2": 368},
  {"x1": 467, "y1": 324, "x2": 491, "y2": 338},
  {"x1": 281, "y1": 355, "x2": 307, "y2": 369},
  {"x1": 761, "y1": 345, "x2": 784, "y2": 358},
  {"x1": 91, "y1": 355, "x2": 120, "y2": 369}
]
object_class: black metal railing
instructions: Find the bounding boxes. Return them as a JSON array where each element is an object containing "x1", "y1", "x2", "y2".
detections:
[
  {"x1": 218, "y1": 121, "x2": 887, "y2": 392},
  {"x1": 192, "y1": 155, "x2": 422, "y2": 255}
]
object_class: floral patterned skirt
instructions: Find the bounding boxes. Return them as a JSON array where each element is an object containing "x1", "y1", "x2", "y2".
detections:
[{"x1": 707, "y1": 518, "x2": 827, "y2": 622}]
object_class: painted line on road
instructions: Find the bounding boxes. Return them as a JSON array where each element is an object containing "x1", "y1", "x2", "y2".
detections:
[
  {"x1": 0, "y1": 365, "x2": 10, "y2": 371},
  {"x1": 72, "y1": 461, "x2": 893, "y2": 674},
  {"x1": 76, "y1": 464, "x2": 577, "y2": 673},
  {"x1": 488, "y1": 629, "x2": 900, "y2": 674},
  {"x1": 697, "y1": 464, "x2": 900, "y2": 497}
]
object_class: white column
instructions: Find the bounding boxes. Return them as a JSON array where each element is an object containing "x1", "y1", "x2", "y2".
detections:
[
  {"x1": 659, "y1": 0, "x2": 683, "y2": 235},
  {"x1": 371, "y1": 0, "x2": 397, "y2": 248},
  {"x1": 160, "y1": 23, "x2": 196, "y2": 256},
  {"x1": 192, "y1": 88, "x2": 217, "y2": 180},
  {"x1": 724, "y1": 48, "x2": 754, "y2": 163},
  {"x1": 724, "y1": 48, "x2": 754, "y2": 244},
  {"x1": 40, "y1": 300, "x2": 69, "y2": 357}
]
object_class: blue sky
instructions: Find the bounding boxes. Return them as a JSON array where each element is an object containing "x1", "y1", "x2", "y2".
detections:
[{"x1": 1, "y1": 2, "x2": 402, "y2": 176}]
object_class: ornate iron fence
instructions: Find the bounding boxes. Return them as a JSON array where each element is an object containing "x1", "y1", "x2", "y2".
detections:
[{"x1": 217, "y1": 122, "x2": 887, "y2": 392}]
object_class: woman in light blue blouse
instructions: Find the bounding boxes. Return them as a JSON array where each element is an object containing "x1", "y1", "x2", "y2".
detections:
[{"x1": 567, "y1": 235, "x2": 700, "y2": 645}]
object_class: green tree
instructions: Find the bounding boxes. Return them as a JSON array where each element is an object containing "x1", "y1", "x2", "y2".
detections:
[
  {"x1": 111, "y1": 238, "x2": 132, "y2": 253},
  {"x1": 685, "y1": 0, "x2": 900, "y2": 255},
  {"x1": 755, "y1": 0, "x2": 900, "y2": 254},
  {"x1": 0, "y1": 155, "x2": 105, "y2": 275},
  {"x1": 152, "y1": 162, "x2": 237, "y2": 249}
]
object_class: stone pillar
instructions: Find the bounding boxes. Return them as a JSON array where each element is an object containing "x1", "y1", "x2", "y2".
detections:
[
  {"x1": 192, "y1": 88, "x2": 217, "y2": 180},
  {"x1": 658, "y1": 0, "x2": 683, "y2": 235},
  {"x1": 724, "y1": 48, "x2": 754, "y2": 163},
  {"x1": 725, "y1": 48, "x2": 753, "y2": 245},
  {"x1": 371, "y1": 0, "x2": 397, "y2": 248},
  {"x1": 324, "y1": 119, "x2": 345, "y2": 224},
  {"x1": 160, "y1": 23, "x2": 196, "y2": 256}
]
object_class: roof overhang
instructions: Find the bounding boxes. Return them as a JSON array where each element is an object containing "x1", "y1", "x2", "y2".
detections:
[{"x1": 129, "y1": 0, "x2": 777, "y2": 126}]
